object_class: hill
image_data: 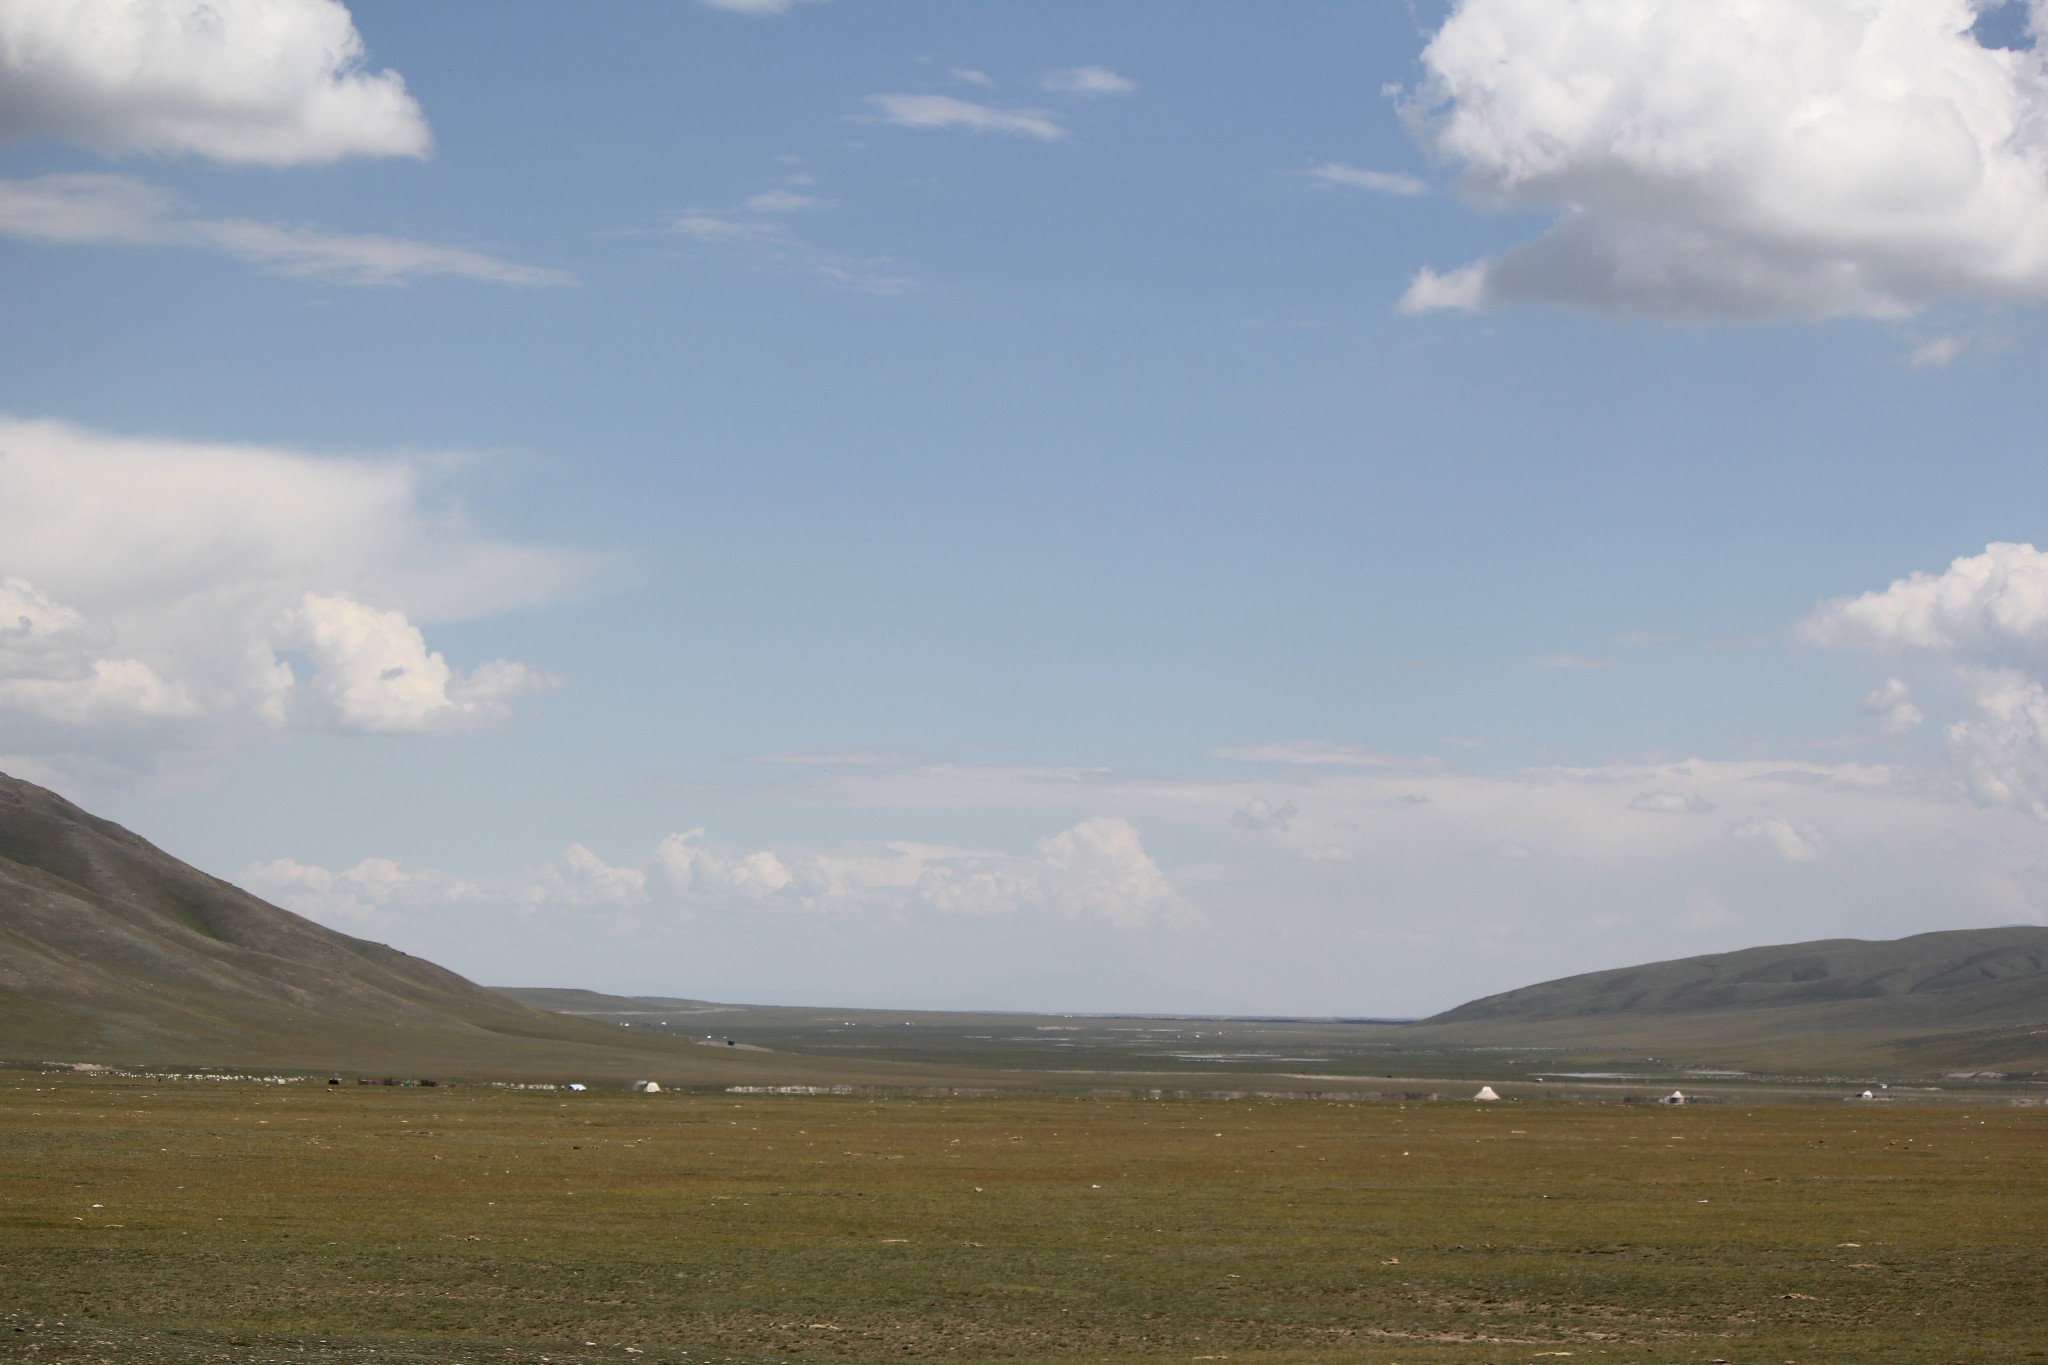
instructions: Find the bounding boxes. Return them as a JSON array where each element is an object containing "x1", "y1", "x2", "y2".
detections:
[
  {"x1": 1406, "y1": 926, "x2": 2048, "y2": 1074},
  {"x1": 0, "y1": 770, "x2": 920, "y2": 1085}
]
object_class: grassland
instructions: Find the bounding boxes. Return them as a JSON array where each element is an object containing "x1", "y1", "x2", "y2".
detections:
[{"x1": 3, "y1": 1075, "x2": 2043, "y2": 1365}]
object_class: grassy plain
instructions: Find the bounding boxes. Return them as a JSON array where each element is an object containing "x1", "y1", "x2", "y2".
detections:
[{"x1": 2, "y1": 1075, "x2": 2043, "y2": 1365}]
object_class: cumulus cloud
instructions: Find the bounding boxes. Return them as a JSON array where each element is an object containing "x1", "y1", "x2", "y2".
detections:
[
  {"x1": 0, "y1": 173, "x2": 570, "y2": 286},
  {"x1": 1308, "y1": 162, "x2": 1427, "y2": 196},
  {"x1": 658, "y1": 829, "x2": 795, "y2": 900},
  {"x1": 1863, "y1": 677, "x2": 1926, "y2": 736},
  {"x1": 1802, "y1": 544, "x2": 2048, "y2": 816},
  {"x1": 528, "y1": 845, "x2": 648, "y2": 910},
  {"x1": 1040, "y1": 66, "x2": 1137, "y2": 96},
  {"x1": 1728, "y1": 816, "x2": 1827, "y2": 864},
  {"x1": 288, "y1": 594, "x2": 561, "y2": 734},
  {"x1": 1801, "y1": 542, "x2": 2048, "y2": 660},
  {"x1": 0, "y1": 0, "x2": 430, "y2": 165},
  {"x1": 1400, "y1": 0, "x2": 2048, "y2": 320},
  {"x1": 0, "y1": 415, "x2": 590, "y2": 777},
  {"x1": 865, "y1": 94, "x2": 1066, "y2": 141}
]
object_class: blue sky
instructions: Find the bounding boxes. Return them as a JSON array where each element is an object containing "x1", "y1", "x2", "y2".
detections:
[{"x1": 6, "y1": 0, "x2": 2048, "y2": 1015}]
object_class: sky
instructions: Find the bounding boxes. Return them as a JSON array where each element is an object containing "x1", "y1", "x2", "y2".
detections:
[{"x1": 7, "y1": 0, "x2": 2048, "y2": 1017}]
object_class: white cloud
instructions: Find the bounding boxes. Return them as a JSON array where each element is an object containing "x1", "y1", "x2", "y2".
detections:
[
  {"x1": 1040, "y1": 66, "x2": 1137, "y2": 97},
  {"x1": 1803, "y1": 544, "x2": 2048, "y2": 817},
  {"x1": 1401, "y1": 0, "x2": 2048, "y2": 320},
  {"x1": 288, "y1": 593, "x2": 561, "y2": 735},
  {"x1": 1530, "y1": 651, "x2": 1615, "y2": 670},
  {"x1": 865, "y1": 94, "x2": 1066, "y2": 142},
  {"x1": 1308, "y1": 162, "x2": 1427, "y2": 196},
  {"x1": 950, "y1": 68, "x2": 996, "y2": 88},
  {"x1": 658, "y1": 829, "x2": 795, "y2": 900},
  {"x1": 189, "y1": 218, "x2": 573, "y2": 287},
  {"x1": 1728, "y1": 816, "x2": 1827, "y2": 864},
  {"x1": 0, "y1": 0, "x2": 429, "y2": 165},
  {"x1": 1801, "y1": 543, "x2": 2048, "y2": 661},
  {"x1": 1863, "y1": 677, "x2": 1926, "y2": 736},
  {"x1": 0, "y1": 415, "x2": 590, "y2": 776},
  {"x1": 529, "y1": 845, "x2": 648, "y2": 910},
  {"x1": 0, "y1": 173, "x2": 571, "y2": 286}
]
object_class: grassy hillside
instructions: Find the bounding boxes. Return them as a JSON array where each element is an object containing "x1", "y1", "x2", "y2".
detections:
[
  {"x1": 0, "y1": 770, "x2": 932, "y2": 1085},
  {"x1": 1405, "y1": 926, "x2": 2048, "y2": 1074}
]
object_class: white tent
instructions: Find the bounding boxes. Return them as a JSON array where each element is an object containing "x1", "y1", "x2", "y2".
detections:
[
  {"x1": 1473, "y1": 1085, "x2": 1501, "y2": 1101},
  {"x1": 564, "y1": 1083, "x2": 586, "y2": 1092},
  {"x1": 1661, "y1": 1090, "x2": 1686, "y2": 1105},
  {"x1": 631, "y1": 1080, "x2": 662, "y2": 1093}
]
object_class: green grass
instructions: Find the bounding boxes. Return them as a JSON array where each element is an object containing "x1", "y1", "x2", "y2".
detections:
[{"x1": 3, "y1": 1075, "x2": 2044, "y2": 1364}]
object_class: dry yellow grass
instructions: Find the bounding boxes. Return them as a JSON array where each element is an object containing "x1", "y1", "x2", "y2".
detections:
[{"x1": 2, "y1": 1074, "x2": 2042, "y2": 1364}]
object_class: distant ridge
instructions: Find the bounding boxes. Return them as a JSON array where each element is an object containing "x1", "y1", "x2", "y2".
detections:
[{"x1": 1410, "y1": 926, "x2": 2048, "y2": 1074}]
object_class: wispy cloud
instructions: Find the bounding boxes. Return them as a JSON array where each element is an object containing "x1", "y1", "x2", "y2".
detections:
[
  {"x1": 699, "y1": 0, "x2": 819, "y2": 13},
  {"x1": 950, "y1": 68, "x2": 996, "y2": 88},
  {"x1": 1040, "y1": 66, "x2": 1137, "y2": 96},
  {"x1": 0, "y1": 173, "x2": 570, "y2": 286},
  {"x1": 1212, "y1": 740, "x2": 1412, "y2": 768},
  {"x1": 865, "y1": 94, "x2": 1066, "y2": 141},
  {"x1": 1529, "y1": 652, "x2": 1616, "y2": 671},
  {"x1": 668, "y1": 208, "x2": 914, "y2": 294},
  {"x1": 743, "y1": 188, "x2": 825, "y2": 213},
  {"x1": 1307, "y1": 161, "x2": 1426, "y2": 196},
  {"x1": 1910, "y1": 334, "x2": 1969, "y2": 369}
]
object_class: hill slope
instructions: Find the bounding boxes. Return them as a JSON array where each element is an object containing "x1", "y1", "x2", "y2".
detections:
[
  {"x1": 1409, "y1": 926, "x2": 2048, "y2": 1074},
  {"x1": 0, "y1": 770, "x2": 905, "y2": 1083}
]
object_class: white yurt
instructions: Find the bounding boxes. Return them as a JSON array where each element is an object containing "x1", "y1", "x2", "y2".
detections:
[
  {"x1": 631, "y1": 1080, "x2": 663, "y2": 1093},
  {"x1": 1473, "y1": 1085, "x2": 1501, "y2": 1101}
]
